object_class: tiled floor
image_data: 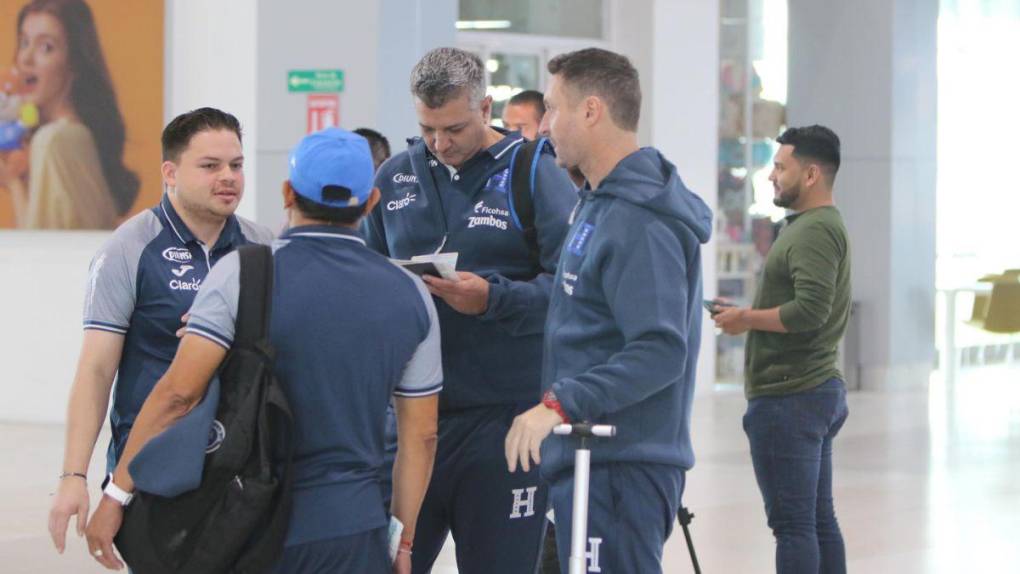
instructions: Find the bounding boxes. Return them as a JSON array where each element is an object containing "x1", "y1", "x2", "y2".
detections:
[{"x1": 3, "y1": 365, "x2": 1018, "y2": 573}]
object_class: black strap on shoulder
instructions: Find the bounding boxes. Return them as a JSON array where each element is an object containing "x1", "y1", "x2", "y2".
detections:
[
  {"x1": 509, "y1": 138, "x2": 546, "y2": 272},
  {"x1": 235, "y1": 244, "x2": 273, "y2": 349}
]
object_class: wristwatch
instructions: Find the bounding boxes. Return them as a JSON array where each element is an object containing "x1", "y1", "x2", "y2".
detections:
[
  {"x1": 542, "y1": 390, "x2": 571, "y2": 423},
  {"x1": 102, "y1": 473, "x2": 134, "y2": 506}
]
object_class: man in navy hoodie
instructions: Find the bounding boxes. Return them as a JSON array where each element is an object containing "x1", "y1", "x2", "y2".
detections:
[
  {"x1": 364, "y1": 47, "x2": 578, "y2": 573},
  {"x1": 505, "y1": 48, "x2": 713, "y2": 574}
]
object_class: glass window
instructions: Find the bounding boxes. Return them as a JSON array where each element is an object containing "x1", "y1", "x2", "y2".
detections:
[
  {"x1": 458, "y1": 0, "x2": 604, "y2": 39},
  {"x1": 485, "y1": 52, "x2": 541, "y2": 126},
  {"x1": 716, "y1": 0, "x2": 788, "y2": 385}
]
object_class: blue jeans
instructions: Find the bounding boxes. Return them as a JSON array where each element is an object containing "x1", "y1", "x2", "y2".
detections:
[{"x1": 744, "y1": 378, "x2": 849, "y2": 574}]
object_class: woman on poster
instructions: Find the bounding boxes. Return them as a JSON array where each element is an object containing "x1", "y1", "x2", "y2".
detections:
[{"x1": 0, "y1": 0, "x2": 138, "y2": 230}]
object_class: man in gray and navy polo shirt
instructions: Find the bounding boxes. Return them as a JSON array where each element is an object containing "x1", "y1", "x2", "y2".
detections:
[{"x1": 48, "y1": 108, "x2": 273, "y2": 558}]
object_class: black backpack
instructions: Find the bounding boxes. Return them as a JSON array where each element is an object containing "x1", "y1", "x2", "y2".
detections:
[
  {"x1": 115, "y1": 244, "x2": 295, "y2": 574},
  {"x1": 507, "y1": 137, "x2": 550, "y2": 275}
]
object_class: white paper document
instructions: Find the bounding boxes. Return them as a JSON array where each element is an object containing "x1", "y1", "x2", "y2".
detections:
[{"x1": 391, "y1": 252, "x2": 460, "y2": 282}]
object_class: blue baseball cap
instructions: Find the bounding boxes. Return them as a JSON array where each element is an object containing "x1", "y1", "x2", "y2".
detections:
[{"x1": 288, "y1": 127, "x2": 375, "y2": 208}]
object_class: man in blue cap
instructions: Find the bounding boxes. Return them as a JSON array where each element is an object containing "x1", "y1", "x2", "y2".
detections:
[{"x1": 84, "y1": 128, "x2": 442, "y2": 574}]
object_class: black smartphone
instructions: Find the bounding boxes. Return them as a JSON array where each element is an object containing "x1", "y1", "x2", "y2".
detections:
[{"x1": 703, "y1": 299, "x2": 734, "y2": 313}]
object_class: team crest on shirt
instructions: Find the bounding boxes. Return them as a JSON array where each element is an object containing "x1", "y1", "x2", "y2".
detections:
[
  {"x1": 206, "y1": 420, "x2": 226, "y2": 453},
  {"x1": 568, "y1": 223, "x2": 595, "y2": 256},
  {"x1": 485, "y1": 168, "x2": 510, "y2": 193}
]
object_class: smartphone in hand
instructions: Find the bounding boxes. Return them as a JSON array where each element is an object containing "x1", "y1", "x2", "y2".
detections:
[{"x1": 703, "y1": 299, "x2": 735, "y2": 314}]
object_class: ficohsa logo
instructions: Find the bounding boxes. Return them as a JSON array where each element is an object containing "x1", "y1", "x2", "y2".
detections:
[{"x1": 162, "y1": 247, "x2": 192, "y2": 264}]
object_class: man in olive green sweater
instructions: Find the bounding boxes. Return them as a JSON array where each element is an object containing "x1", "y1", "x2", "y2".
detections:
[{"x1": 713, "y1": 125, "x2": 850, "y2": 574}]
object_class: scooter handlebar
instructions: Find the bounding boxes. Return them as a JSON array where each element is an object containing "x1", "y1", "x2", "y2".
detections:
[{"x1": 553, "y1": 423, "x2": 616, "y2": 438}]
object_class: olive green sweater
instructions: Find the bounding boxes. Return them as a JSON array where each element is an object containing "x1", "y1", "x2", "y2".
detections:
[{"x1": 745, "y1": 206, "x2": 851, "y2": 399}]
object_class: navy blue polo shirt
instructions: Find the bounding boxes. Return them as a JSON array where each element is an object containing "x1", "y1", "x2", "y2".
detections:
[
  {"x1": 185, "y1": 225, "x2": 443, "y2": 545},
  {"x1": 364, "y1": 132, "x2": 578, "y2": 411},
  {"x1": 82, "y1": 193, "x2": 273, "y2": 471}
]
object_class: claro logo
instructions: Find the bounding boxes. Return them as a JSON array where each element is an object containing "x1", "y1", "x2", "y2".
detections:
[{"x1": 387, "y1": 192, "x2": 418, "y2": 211}]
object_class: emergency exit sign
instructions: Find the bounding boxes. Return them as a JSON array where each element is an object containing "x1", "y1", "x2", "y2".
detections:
[{"x1": 288, "y1": 70, "x2": 345, "y2": 93}]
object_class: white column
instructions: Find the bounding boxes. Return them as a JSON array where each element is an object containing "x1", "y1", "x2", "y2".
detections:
[
  {"x1": 614, "y1": 0, "x2": 720, "y2": 395},
  {"x1": 788, "y1": 0, "x2": 938, "y2": 390},
  {"x1": 167, "y1": 0, "x2": 259, "y2": 221}
]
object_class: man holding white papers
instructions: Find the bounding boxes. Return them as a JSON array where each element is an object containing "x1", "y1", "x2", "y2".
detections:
[{"x1": 362, "y1": 47, "x2": 577, "y2": 574}]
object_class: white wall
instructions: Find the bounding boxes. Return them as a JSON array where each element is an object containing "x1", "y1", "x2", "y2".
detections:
[
  {"x1": 613, "y1": 0, "x2": 720, "y2": 395},
  {"x1": 167, "y1": 0, "x2": 259, "y2": 221},
  {"x1": 788, "y1": 0, "x2": 938, "y2": 390},
  {"x1": 0, "y1": 232, "x2": 106, "y2": 423}
]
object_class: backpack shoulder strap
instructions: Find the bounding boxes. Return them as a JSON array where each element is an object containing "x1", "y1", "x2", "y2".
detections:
[
  {"x1": 235, "y1": 244, "x2": 273, "y2": 349},
  {"x1": 508, "y1": 138, "x2": 549, "y2": 270}
]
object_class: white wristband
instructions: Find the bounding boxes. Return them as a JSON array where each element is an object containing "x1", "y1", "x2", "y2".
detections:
[{"x1": 103, "y1": 473, "x2": 134, "y2": 507}]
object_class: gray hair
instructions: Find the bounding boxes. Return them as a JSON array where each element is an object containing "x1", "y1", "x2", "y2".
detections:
[{"x1": 410, "y1": 47, "x2": 487, "y2": 109}]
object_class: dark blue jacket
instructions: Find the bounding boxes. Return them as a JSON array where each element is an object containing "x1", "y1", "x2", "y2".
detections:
[
  {"x1": 540, "y1": 148, "x2": 713, "y2": 478},
  {"x1": 363, "y1": 133, "x2": 578, "y2": 411}
]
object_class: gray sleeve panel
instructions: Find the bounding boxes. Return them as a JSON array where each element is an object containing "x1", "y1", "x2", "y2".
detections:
[
  {"x1": 185, "y1": 250, "x2": 241, "y2": 349},
  {"x1": 237, "y1": 216, "x2": 276, "y2": 245},
  {"x1": 82, "y1": 211, "x2": 162, "y2": 333},
  {"x1": 393, "y1": 267, "x2": 443, "y2": 397}
]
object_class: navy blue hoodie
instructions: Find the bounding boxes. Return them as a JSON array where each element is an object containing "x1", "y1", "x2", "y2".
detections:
[
  {"x1": 540, "y1": 148, "x2": 712, "y2": 479},
  {"x1": 364, "y1": 133, "x2": 578, "y2": 411}
]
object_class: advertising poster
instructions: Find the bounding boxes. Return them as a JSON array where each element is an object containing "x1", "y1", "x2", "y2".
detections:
[{"x1": 0, "y1": 0, "x2": 163, "y2": 230}]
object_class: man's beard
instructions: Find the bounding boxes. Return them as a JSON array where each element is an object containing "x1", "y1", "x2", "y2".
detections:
[{"x1": 773, "y1": 184, "x2": 800, "y2": 208}]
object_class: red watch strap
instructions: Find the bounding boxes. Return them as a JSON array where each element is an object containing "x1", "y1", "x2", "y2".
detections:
[{"x1": 542, "y1": 390, "x2": 570, "y2": 423}]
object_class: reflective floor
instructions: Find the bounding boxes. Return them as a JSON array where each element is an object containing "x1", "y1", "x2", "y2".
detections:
[{"x1": 3, "y1": 365, "x2": 1017, "y2": 573}]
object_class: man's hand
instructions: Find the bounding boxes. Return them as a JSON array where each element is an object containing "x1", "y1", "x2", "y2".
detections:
[
  {"x1": 422, "y1": 272, "x2": 490, "y2": 315},
  {"x1": 392, "y1": 549, "x2": 411, "y2": 574},
  {"x1": 175, "y1": 313, "x2": 190, "y2": 338},
  {"x1": 505, "y1": 404, "x2": 564, "y2": 473},
  {"x1": 48, "y1": 477, "x2": 90, "y2": 554},
  {"x1": 714, "y1": 306, "x2": 752, "y2": 335},
  {"x1": 85, "y1": 497, "x2": 125, "y2": 570}
]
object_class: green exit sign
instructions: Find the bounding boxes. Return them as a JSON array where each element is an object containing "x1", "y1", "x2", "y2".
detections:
[{"x1": 288, "y1": 70, "x2": 345, "y2": 93}]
